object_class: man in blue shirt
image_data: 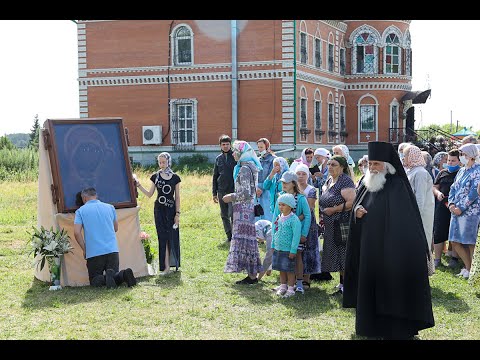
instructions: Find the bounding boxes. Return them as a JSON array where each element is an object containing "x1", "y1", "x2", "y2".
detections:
[{"x1": 74, "y1": 187, "x2": 137, "y2": 288}]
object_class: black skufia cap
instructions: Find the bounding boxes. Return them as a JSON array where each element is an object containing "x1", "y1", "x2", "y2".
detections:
[{"x1": 367, "y1": 141, "x2": 407, "y2": 179}]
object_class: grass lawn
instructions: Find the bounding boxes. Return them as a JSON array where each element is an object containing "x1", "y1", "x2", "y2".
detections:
[{"x1": 0, "y1": 170, "x2": 479, "y2": 340}]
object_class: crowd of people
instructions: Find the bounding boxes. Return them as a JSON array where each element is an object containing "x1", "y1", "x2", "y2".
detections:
[
  {"x1": 75, "y1": 132, "x2": 478, "y2": 338},
  {"x1": 208, "y1": 133, "x2": 480, "y2": 339}
]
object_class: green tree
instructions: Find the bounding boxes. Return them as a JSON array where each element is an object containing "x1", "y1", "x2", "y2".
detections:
[
  {"x1": 0, "y1": 135, "x2": 14, "y2": 150},
  {"x1": 29, "y1": 114, "x2": 40, "y2": 150}
]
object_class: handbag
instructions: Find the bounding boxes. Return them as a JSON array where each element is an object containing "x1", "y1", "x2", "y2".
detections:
[
  {"x1": 427, "y1": 253, "x2": 435, "y2": 276},
  {"x1": 246, "y1": 166, "x2": 264, "y2": 217},
  {"x1": 333, "y1": 201, "x2": 349, "y2": 246},
  {"x1": 254, "y1": 203, "x2": 264, "y2": 217}
]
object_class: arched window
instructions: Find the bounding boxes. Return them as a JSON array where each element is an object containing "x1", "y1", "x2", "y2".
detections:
[
  {"x1": 327, "y1": 92, "x2": 335, "y2": 143},
  {"x1": 389, "y1": 99, "x2": 400, "y2": 142},
  {"x1": 357, "y1": 94, "x2": 378, "y2": 143},
  {"x1": 339, "y1": 95, "x2": 346, "y2": 142},
  {"x1": 404, "y1": 31, "x2": 412, "y2": 76},
  {"x1": 314, "y1": 36, "x2": 322, "y2": 68},
  {"x1": 339, "y1": 47, "x2": 346, "y2": 75},
  {"x1": 314, "y1": 89, "x2": 322, "y2": 142},
  {"x1": 385, "y1": 33, "x2": 401, "y2": 74},
  {"x1": 354, "y1": 32, "x2": 377, "y2": 74},
  {"x1": 300, "y1": 21, "x2": 308, "y2": 64},
  {"x1": 299, "y1": 86, "x2": 308, "y2": 142},
  {"x1": 328, "y1": 33, "x2": 334, "y2": 72},
  {"x1": 173, "y1": 25, "x2": 193, "y2": 66}
]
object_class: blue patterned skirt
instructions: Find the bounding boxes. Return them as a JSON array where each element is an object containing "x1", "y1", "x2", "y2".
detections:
[{"x1": 224, "y1": 202, "x2": 263, "y2": 274}]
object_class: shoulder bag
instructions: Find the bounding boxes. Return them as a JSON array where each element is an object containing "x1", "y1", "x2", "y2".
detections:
[
  {"x1": 247, "y1": 166, "x2": 264, "y2": 217},
  {"x1": 333, "y1": 200, "x2": 349, "y2": 246}
]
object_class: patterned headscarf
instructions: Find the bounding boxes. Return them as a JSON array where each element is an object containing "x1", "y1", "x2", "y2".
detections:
[
  {"x1": 432, "y1": 151, "x2": 448, "y2": 168},
  {"x1": 404, "y1": 145, "x2": 426, "y2": 168},
  {"x1": 158, "y1": 152, "x2": 174, "y2": 175},
  {"x1": 273, "y1": 156, "x2": 289, "y2": 181},
  {"x1": 232, "y1": 140, "x2": 263, "y2": 181}
]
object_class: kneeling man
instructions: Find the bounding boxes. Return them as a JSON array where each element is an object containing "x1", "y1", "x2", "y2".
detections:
[{"x1": 74, "y1": 187, "x2": 137, "y2": 289}]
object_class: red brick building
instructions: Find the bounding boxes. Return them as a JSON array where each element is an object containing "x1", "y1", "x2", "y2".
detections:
[{"x1": 76, "y1": 20, "x2": 422, "y2": 164}]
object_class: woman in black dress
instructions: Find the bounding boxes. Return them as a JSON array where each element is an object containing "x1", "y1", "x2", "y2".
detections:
[
  {"x1": 136, "y1": 152, "x2": 181, "y2": 275},
  {"x1": 432, "y1": 149, "x2": 460, "y2": 268}
]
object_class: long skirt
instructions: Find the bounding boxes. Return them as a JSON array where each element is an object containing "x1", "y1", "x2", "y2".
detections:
[{"x1": 224, "y1": 201, "x2": 263, "y2": 274}]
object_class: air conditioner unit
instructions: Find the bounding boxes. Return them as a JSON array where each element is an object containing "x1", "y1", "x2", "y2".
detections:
[{"x1": 142, "y1": 126, "x2": 162, "y2": 145}]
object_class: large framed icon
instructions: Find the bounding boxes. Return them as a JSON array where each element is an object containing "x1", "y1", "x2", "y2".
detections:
[{"x1": 43, "y1": 118, "x2": 137, "y2": 213}]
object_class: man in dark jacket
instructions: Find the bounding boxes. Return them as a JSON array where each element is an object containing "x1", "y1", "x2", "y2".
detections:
[
  {"x1": 343, "y1": 141, "x2": 434, "y2": 339},
  {"x1": 212, "y1": 134, "x2": 237, "y2": 242}
]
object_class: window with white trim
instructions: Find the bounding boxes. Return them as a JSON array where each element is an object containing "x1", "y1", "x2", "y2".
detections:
[
  {"x1": 315, "y1": 38, "x2": 322, "y2": 68},
  {"x1": 360, "y1": 105, "x2": 376, "y2": 131},
  {"x1": 355, "y1": 32, "x2": 377, "y2": 74},
  {"x1": 405, "y1": 31, "x2": 412, "y2": 76},
  {"x1": 339, "y1": 104, "x2": 346, "y2": 141},
  {"x1": 314, "y1": 96, "x2": 322, "y2": 142},
  {"x1": 328, "y1": 43, "x2": 334, "y2": 72},
  {"x1": 384, "y1": 33, "x2": 400, "y2": 74},
  {"x1": 300, "y1": 32, "x2": 307, "y2": 64},
  {"x1": 171, "y1": 99, "x2": 197, "y2": 145},
  {"x1": 328, "y1": 102, "x2": 335, "y2": 142},
  {"x1": 173, "y1": 26, "x2": 193, "y2": 66},
  {"x1": 340, "y1": 48, "x2": 346, "y2": 75}
]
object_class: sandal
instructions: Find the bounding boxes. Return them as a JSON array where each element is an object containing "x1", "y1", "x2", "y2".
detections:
[{"x1": 302, "y1": 280, "x2": 311, "y2": 290}]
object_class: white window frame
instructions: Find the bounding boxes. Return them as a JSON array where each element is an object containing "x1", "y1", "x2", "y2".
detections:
[
  {"x1": 299, "y1": 86, "x2": 308, "y2": 143},
  {"x1": 171, "y1": 24, "x2": 194, "y2": 66},
  {"x1": 350, "y1": 26, "x2": 380, "y2": 75},
  {"x1": 314, "y1": 37, "x2": 322, "y2": 68},
  {"x1": 170, "y1": 98, "x2": 198, "y2": 145},
  {"x1": 314, "y1": 89, "x2": 322, "y2": 143},
  {"x1": 384, "y1": 33, "x2": 401, "y2": 75}
]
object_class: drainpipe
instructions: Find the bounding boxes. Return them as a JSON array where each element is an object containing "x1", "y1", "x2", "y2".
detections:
[
  {"x1": 231, "y1": 20, "x2": 238, "y2": 140},
  {"x1": 293, "y1": 20, "x2": 297, "y2": 147}
]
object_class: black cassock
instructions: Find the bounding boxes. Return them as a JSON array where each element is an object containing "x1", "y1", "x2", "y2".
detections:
[{"x1": 343, "y1": 173, "x2": 435, "y2": 339}]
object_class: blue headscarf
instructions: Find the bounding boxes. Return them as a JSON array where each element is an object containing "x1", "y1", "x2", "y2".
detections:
[
  {"x1": 232, "y1": 140, "x2": 263, "y2": 181},
  {"x1": 273, "y1": 157, "x2": 290, "y2": 181}
]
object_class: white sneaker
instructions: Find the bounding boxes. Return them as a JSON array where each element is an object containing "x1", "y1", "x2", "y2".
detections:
[
  {"x1": 463, "y1": 270, "x2": 470, "y2": 279},
  {"x1": 282, "y1": 289, "x2": 295, "y2": 298},
  {"x1": 276, "y1": 287, "x2": 287, "y2": 296},
  {"x1": 295, "y1": 285, "x2": 305, "y2": 294},
  {"x1": 457, "y1": 268, "x2": 467, "y2": 277}
]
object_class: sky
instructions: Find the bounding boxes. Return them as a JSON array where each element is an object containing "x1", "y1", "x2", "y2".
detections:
[{"x1": 0, "y1": 20, "x2": 478, "y2": 136}]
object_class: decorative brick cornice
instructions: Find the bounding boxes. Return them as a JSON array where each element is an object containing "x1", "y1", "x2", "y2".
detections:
[
  {"x1": 345, "y1": 82, "x2": 411, "y2": 91},
  {"x1": 345, "y1": 74, "x2": 411, "y2": 80},
  {"x1": 320, "y1": 21, "x2": 348, "y2": 32},
  {"x1": 85, "y1": 60, "x2": 291, "y2": 75},
  {"x1": 79, "y1": 69, "x2": 293, "y2": 87},
  {"x1": 297, "y1": 70, "x2": 345, "y2": 89}
]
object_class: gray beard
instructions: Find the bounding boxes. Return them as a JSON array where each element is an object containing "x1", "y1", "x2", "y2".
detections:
[{"x1": 364, "y1": 170, "x2": 387, "y2": 192}]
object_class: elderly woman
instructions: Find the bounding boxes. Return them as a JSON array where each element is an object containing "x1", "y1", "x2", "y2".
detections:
[
  {"x1": 332, "y1": 144, "x2": 355, "y2": 179},
  {"x1": 223, "y1": 140, "x2": 264, "y2": 285},
  {"x1": 319, "y1": 155, "x2": 356, "y2": 294},
  {"x1": 447, "y1": 143, "x2": 480, "y2": 280},
  {"x1": 422, "y1": 151, "x2": 435, "y2": 181},
  {"x1": 356, "y1": 154, "x2": 369, "y2": 188},
  {"x1": 263, "y1": 156, "x2": 290, "y2": 219},
  {"x1": 403, "y1": 145, "x2": 435, "y2": 262},
  {"x1": 432, "y1": 151, "x2": 448, "y2": 180},
  {"x1": 255, "y1": 138, "x2": 276, "y2": 221},
  {"x1": 398, "y1": 142, "x2": 411, "y2": 171}
]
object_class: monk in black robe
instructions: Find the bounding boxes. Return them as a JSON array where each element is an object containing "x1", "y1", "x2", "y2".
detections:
[{"x1": 343, "y1": 141, "x2": 434, "y2": 339}]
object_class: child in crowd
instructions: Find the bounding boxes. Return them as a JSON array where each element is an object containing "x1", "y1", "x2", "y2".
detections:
[
  {"x1": 271, "y1": 193, "x2": 301, "y2": 298},
  {"x1": 256, "y1": 219, "x2": 273, "y2": 281}
]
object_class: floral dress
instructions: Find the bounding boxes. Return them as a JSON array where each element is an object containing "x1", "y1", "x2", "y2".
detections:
[
  {"x1": 302, "y1": 185, "x2": 321, "y2": 274},
  {"x1": 224, "y1": 162, "x2": 263, "y2": 274},
  {"x1": 448, "y1": 163, "x2": 480, "y2": 246},
  {"x1": 319, "y1": 173, "x2": 355, "y2": 272}
]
